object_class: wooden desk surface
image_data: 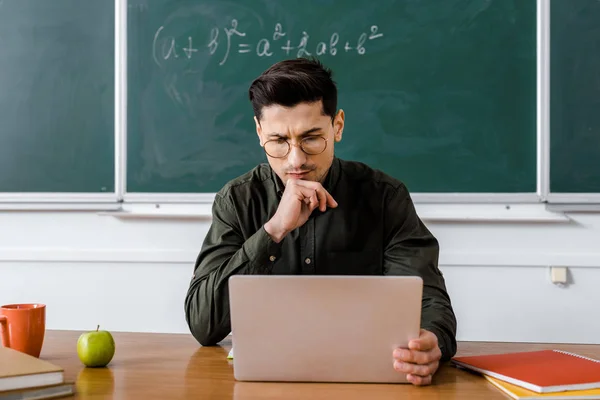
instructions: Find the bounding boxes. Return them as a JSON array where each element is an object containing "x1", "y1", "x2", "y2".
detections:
[{"x1": 40, "y1": 330, "x2": 600, "y2": 400}]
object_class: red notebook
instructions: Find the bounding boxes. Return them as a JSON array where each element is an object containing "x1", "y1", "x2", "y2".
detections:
[{"x1": 452, "y1": 350, "x2": 600, "y2": 393}]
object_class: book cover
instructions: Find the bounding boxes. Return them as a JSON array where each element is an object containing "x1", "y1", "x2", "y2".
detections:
[
  {"x1": 484, "y1": 375, "x2": 600, "y2": 399},
  {"x1": 0, "y1": 347, "x2": 64, "y2": 392},
  {"x1": 452, "y1": 350, "x2": 600, "y2": 393},
  {"x1": 0, "y1": 382, "x2": 74, "y2": 400}
]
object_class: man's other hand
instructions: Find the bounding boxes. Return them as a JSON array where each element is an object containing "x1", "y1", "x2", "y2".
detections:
[
  {"x1": 392, "y1": 329, "x2": 442, "y2": 386},
  {"x1": 264, "y1": 179, "x2": 337, "y2": 243}
]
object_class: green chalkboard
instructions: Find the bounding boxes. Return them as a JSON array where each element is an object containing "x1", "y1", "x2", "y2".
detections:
[
  {"x1": 550, "y1": 0, "x2": 600, "y2": 193},
  {"x1": 0, "y1": 0, "x2": 114, "y2": 193},
  {"x1": 127, "y1": 0, "x2": 536, "y2": 194}
]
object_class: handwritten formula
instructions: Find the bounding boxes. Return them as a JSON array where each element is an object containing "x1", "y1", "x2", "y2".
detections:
[{"x1": 152, "y1": 20, "x2": 384, "y2": 67}]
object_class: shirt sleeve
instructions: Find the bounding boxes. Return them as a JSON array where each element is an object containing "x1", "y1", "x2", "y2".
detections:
[
  {"x1": 382, "y1": 184, "x2": 457, "y2": 362},
  {"x1": 184, "y1": 193, "x2": 283, "y2": 346}
]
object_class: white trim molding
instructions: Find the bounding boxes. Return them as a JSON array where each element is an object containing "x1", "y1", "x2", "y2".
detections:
[
  {"x1": 97, "y1": 202, "x2": 569, "y2": 223},
  {"x1": 0, "y1": 248, "x2": 196, "y2": 264},
  {"x1": 0, "y1": 247, "x2": 598, "y2": 268},
  {"x1": 546, "y1": 194, "x2": 600, "y2": 204}
]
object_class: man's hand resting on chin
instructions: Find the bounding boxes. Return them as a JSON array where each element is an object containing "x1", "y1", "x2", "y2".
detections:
[{"x1": 393, "y1": 329, "x2": 442, "y2": 386}]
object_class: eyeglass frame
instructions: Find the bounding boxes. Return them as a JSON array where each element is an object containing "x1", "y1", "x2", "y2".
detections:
[{"x1": 262, "y1": 136, "x2": 329, "y2": 158}]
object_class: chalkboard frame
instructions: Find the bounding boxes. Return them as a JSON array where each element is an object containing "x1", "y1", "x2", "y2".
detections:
[{"x1": 3, "y1": 0, "x2": 599, "y2": 208}]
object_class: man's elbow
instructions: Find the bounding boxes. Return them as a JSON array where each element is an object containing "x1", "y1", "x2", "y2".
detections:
[
  {"x1": 185, "y1": 307, "x2": 213, "y2": 346},
  {"x1": 185, "y1": 299, "x2": 224, "y2": 347},
  {"x1": 193, "y1": 330, "x2": 218, "y2": 347},
  {"x1": 190, "y1": 323, "x2": 229, "y2": 347},
  {"x1": 186, "y1": 313, "x2": 218, "y2": 346}
]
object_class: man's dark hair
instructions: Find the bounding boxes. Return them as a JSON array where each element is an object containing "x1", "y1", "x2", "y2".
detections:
[{"x1": 248, "y1": 57, "x2": 338, "y2": 122}]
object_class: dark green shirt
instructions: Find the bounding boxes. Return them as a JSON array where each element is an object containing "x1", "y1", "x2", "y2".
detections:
[{"x1": 185, "y1": 157, "x2": 457, "y2": 361}]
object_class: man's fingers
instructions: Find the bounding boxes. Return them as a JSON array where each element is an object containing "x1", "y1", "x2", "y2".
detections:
[
  {"x1": 315, "y1": 189, "x2": 327, "y2": 212},
  {"x1": 393, "y1": 348, "x2": 441, "y2": 365},
  {"x1": 407, "y1": 374, "x2": 432, "y2": 386},
  {"x1": 392, "y1": 331, "x2": 440, "y2": 385},
  {"x1": 325, "y1": 191, "x2": 338, "y2": 208},
  {"x1": 297, "y1": 185, "x2": 330, "y2": 212},
  {"x1": 298, "y1": 186, "x2": 321, "y2": 207},
  {"x1": 309, "y1": 192, "x2": 319, "y2": 211},
  {"x1": 393, "y1": 360, "x2": 439, "y2": 377},
  {"x1": 313, "y1": 187, "x2": 335, "y2": 211},
  {"x1": 295, "y1": 180, "x2": 337, "y2": 210}
]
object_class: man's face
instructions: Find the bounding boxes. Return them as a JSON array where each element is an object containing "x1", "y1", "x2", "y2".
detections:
[{"x1": 255, "y1": 101, "x2": 344, "y2": 185}]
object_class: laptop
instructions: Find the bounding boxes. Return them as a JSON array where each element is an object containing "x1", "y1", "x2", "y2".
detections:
[{"x1": 228, "y1": 275, "x2": 423, "y2": 383}]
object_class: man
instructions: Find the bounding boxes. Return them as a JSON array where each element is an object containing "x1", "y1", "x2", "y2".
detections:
[{"x1": 185, "y1": 58, "x2": 457, "y2": 386}]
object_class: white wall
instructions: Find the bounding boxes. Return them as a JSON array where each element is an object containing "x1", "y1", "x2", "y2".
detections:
[{"x1": 1, "y1": 203, "x2": 599, "y2": 343}]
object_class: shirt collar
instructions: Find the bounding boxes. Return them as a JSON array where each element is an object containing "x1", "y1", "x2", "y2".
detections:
[
  {"x1": 271, "y1": 157, "x2": 341, "y2": 198},
  {"x1": 271, "y1": 167, "x2": 285, "y2": 198},
  {"x1": 322, "y1": 156, "x2": 341, "y2": 194}
]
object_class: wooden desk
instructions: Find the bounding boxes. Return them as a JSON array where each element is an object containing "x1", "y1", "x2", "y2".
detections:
[{"x1": 40, "y1": 330, "x2": 600, "y2": 399}]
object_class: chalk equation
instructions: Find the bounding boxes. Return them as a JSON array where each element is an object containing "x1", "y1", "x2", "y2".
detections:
[{"x1": 152, "y1": 20, "x2": 383, "y2": 67}]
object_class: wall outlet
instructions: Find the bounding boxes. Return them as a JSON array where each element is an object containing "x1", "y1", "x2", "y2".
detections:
[{"x1": 550, "y1": 266, "x2": 568, "y2": 286}]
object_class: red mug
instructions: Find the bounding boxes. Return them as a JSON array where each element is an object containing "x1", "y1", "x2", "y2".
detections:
[{"x1": 0, "y1": 303, "x2": 46, "y2": 357}]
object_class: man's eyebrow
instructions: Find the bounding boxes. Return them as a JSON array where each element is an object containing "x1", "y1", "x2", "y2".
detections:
[
  {"x1": 300, "y1": 127, "x2": 322, "y2": 136},
  {"x1": 267, "y1": 127, "x2": 323, "y2": 139},
  {"x1": 267, "y1": 132, "x2": 288, "y2": 138}
]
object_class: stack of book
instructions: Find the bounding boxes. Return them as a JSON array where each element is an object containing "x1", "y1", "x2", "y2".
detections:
[
  {"x1": 452, "y1": 349, "x2": 600, "y2": 399},
  {"x1": 0, "y1": 346, "x2": 74, "y2": 399}
]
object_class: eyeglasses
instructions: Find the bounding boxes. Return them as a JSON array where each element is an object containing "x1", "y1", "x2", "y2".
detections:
[{"x1": 263, "y1": 136, "x2": 328, "y2": 158}]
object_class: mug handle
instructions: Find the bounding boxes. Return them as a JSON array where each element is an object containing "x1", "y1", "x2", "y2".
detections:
[{"x1": 0, "y1": 316, "x2": 9, "y2": 348}]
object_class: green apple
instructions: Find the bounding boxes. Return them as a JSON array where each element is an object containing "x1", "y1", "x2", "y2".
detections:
[{"x1": 77, "y1": 325, "x2": 115, "y2": 367}]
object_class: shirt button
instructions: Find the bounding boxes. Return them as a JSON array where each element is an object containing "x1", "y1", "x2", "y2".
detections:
[
  {"x1": 305, "y1": 258, "x2": 311, "y2": 265},
  {"x1": 269, "y1": 255, "x2": 276, "y2": 262}
]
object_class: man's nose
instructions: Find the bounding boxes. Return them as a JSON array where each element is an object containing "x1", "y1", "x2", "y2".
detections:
[{"x1": 287, "y1": 143, "x2": 307, "y2": 168}]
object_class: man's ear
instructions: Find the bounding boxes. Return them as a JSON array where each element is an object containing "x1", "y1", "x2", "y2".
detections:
[
  {"x1": 333, "y1": 109, "x2": 345, "y2": 142},
  {"x1": 254, "y1": 116, "x2": 264, "y2": 146}
]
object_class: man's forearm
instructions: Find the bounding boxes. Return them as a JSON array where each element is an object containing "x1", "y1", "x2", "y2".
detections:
[
  {"x1": 185, "y1": 226, "x2": 282, "y2": 346},
  {"x1": 185, "y1": 255, "x2": 258, "y2": 346},
  {"x1": 420, "y1": 286, "x2": 457, "y2": 362},
  {"x1": 382, "y1": 186, "x2": 458, "y2": 362}
]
